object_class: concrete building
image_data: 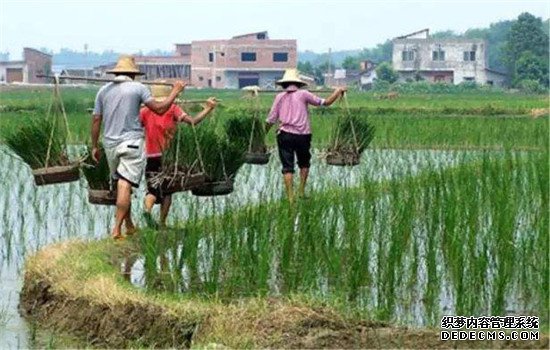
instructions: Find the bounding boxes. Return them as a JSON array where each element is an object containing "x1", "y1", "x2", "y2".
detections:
[
  {"x1": 325, "y1": 60, "x2": 378, "y2": 90},
  {"x1": 392, "y1": 29, "x2": 507, "y2": 86},
  {"x1": 189, "y1": 31, "x2": 297, "y2": 89},
  {"x1": 134, "y1": 55, "x2": 191, "y2": 81},
  {"x1": 0, "y1": 48, "x2": 52, "y2": 84}
]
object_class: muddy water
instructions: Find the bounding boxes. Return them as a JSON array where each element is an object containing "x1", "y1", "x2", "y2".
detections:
[{"x1": 0, "y1": 146, "x2": 470, "y2": 348}]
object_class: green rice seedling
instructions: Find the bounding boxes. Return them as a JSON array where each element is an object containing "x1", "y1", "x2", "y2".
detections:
[
  {"x1": 224, "y1": 109, "x2": 267, "y2": 154},
  {"x1": 81, "y1": 145, "x2": 110, "y2": 190},
  {"x1": 2, "y1": 115, "x2": 69, "y2": 169},
  {"x1": 327, "y1": 112, "x2": 375, "y2": 163},
  {"x1": 193, "y1": 117, "x2": 247, "y2": 182}
]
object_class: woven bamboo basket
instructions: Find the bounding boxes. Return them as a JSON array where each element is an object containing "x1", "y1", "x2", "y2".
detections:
[
  {"x1": 244, "y1": 152, "x2": 270, "y2": 165},
  {"x1": 160, "y1": 172, "x2": 207, "y2": 194},
  {"x1": 191, "y1": 180, "x2": 234, "y2": 197},
  {"x1": 326, "y1": 152, "x2": 360, "y2": 166},
  {"x1": 32, "y1": 163, "x2": 80, "y2": 186},
  {"x1": 88, "y1": 189, "x2": 117, "y2": 206}
]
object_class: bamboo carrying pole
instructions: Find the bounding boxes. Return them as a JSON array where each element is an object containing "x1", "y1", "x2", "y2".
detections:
[
  {"x1": 253, "y1": 89, "x2": 335, "y2": 93},
  {"x1": 36, "y1": 74, "x2": 190, "y2": 86}
]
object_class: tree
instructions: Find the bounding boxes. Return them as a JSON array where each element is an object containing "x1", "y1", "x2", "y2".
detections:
[
  {"x1": 505, "y1": 12, "x2": 549, "y2": 84},
  {"x1": 358, "y1": 40, "x2": 393, "y2": 63},
  {"x1": 342, "y1": 56, "x2": 359, "y2": 70},
  {"x1": 507, "y1": 13, "x2": 549, "y2": 61},
  {"x1": 375, "y1": 62, "x2": 398, "y2": 83},
  {"x1": 515, "y1": 51, "x2": 548, "y2": 86},
  {"x1": 297, "y1": 61, "x2": 314, "y2": 76}
]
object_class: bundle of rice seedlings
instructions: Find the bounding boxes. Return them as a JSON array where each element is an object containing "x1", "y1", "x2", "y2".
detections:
[
  {"x1": 327, "y1": 113, "x2": 375, "y2": 166},
  {"x1": 193, "y1": 119, "x2": 247, "y2": 182},
  {"x1": 81, "y1": 145, "x2": 116, "y2": 205},
  {"x1": 81, "y1": 145, "x2": 111, "y2": 190},
  {"x1": 155, "y1": 123, "x2": 209, "y2": 192},
  {"x1": 224, "y1": 110, "x2": 267, "y2": 154},
  {"x1": 2, "y1": 115, "x2": 68, "y2": 170},
  {"x1": 190, "y1": 117, "x2": 247, "y2": 196}
]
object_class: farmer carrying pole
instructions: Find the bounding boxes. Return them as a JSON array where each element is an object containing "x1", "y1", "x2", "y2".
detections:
[
  {"x1": 141, "y1": 81, "x2": 217, "y2": 227},
  {"x1": 91, "y1": 55, "x2": 186, "y2": 240},
  {"x1": 266, "y1": 69, "x2": 346, "y2": 203}
]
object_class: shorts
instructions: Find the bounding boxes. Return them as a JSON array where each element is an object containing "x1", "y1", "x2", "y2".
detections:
[
  {"x1": 276, "y1": 130, "x2": 312, "y2": 174},
  {"x1": 105, "y1": 138, "x2": 145, "y2": 188},
  {"x1": 145, "y1": 156, "x2": 167, "y2": 204}
]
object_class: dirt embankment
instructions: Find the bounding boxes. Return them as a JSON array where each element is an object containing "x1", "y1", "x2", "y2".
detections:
[{"x1": 19, "y1": 240, "x2": 549, "y2": 349}]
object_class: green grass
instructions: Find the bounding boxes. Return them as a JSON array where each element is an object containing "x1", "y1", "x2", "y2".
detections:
[
  {"x1": 0, "y1": 87, "x2": 548, "y2": 150},
  {"x1": 137, "y1": 150, "x2": 548, "y2": 327}
]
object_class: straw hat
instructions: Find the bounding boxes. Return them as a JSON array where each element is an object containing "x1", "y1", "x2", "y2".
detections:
[
  {"x1": 107, "y1": 55, "x2": 144, "y2": 75},
  {"x1": 276, "y1": 69, "x2": 307, "y2": 87},
  {"x1": 151, "y1": 80, "x2": 172, "y2": 101}
]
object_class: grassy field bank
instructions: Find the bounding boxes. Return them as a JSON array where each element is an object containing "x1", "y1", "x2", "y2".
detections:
[{"x1": 1, "y1": 86, "x2": 548, "y2": 150}]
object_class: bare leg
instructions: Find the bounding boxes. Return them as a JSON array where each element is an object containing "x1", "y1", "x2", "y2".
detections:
[
  {"x1": 298, "y1": 167, "x2": 309, "y2": 197},
  {"x1": 144, "y1": 194, "x2": 156, "y2": 214},
  {"x1": 159, "y1": 194, "x2": 172, "y2": 227},
  {"x1": 113, "y1": 179, "x2": 133, "y2": 239},
  {"x1": 124, "y1": 201, "x2": 137, "y2": 235},
  {"x1": 283, "y1": 173, "x2": 294, "y2": 203}
]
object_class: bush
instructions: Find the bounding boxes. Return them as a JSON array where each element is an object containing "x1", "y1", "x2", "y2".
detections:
[
  {"x1": 517, "y1": 79, "x2": 544, "y2": 94},
  {"x1": 375, "y1": 62, "x2": 399, "y2": 84}
]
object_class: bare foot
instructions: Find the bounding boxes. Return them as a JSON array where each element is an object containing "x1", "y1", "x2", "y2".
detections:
[{"x1": 112, "y1": 230, "x2": 124, "y2": 240}]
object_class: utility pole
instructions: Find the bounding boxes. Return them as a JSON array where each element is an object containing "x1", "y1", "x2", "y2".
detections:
[
  {"x1": 84, "y1": 43, "x2": 89, "y2": 78},
  {"x1": 326, "y1": 47, "x2": 332, "y2": 86}
]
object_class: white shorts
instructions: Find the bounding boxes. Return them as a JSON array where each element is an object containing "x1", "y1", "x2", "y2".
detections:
[{"x1": 105, "y1": 138, "x2": 145, "y2": 187}]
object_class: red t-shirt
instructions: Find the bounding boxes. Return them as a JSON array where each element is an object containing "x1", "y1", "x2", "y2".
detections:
[{"x1": 140, "y1": 104, "x2": 187, "y2": 157}]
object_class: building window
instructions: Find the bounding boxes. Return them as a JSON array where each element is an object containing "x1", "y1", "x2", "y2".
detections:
[
  {"x1": 208, "y1": 52, "x2": 214, "y2": 62},
  {"x1": 216, "y1": 76, "x2": 221, "y2": 82},
  {"x1": 273, "y1": 52, "x2": 288, "y2": 62},
  {"x1": 464, "y1": 77, "x2": 475, "y2": 81},
  {"x1": 432, "y1": 50, "x2": 445, "y2": 61},
  {"x1": 463, "y1": 51, "x2": 476, "y2": 61},
  {"x1": 402, "y1": 50, "x2": 415, "y2": 61},
  {"x1": 257, "y1": 33, "x2": 266, "y2": 40},
  {"x1": 241, "y1": 52, "x2": 257, "y2": 62},
  {"x1": 198, "y1": 76, "x2": 204, "y2": 81}
]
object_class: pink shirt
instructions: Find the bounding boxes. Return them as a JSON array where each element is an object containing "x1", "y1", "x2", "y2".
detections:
[{"x1": 266, "y1": 87, "x2": 325, "y2": 135}]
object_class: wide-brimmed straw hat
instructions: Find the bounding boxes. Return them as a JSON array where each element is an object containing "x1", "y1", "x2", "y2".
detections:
[
  {"x1": 276, "y1": 69, "x2": 307, "y2": 87},
  {"x1": 107, "y1": 55, "x2": 144, "y2": 75},
  {"x1": 151, "y1": 80, "x2": 172, "y2": 101}
]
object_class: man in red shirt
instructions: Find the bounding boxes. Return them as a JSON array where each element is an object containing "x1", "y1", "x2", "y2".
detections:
[{"x1": 141, "y1": 82, "x2": 217, "y2": 226}]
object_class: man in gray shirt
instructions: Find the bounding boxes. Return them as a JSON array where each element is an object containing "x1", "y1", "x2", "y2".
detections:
[{"x1": 91, "y1": 55, "x2": 185, "y2": 240}]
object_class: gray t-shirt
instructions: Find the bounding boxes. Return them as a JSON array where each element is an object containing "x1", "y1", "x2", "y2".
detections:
[{"x1": 93, "y1": 81, "x2": 153, "y2": 147}]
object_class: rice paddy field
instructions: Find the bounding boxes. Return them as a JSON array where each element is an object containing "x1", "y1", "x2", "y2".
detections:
[{"x1": 0, "y1": 85, "x2": 548, "y2": 348}]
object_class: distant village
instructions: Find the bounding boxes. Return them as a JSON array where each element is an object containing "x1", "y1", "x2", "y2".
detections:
[{"x1": 0, "y1": 29, "x2": 508, "y2": 89}]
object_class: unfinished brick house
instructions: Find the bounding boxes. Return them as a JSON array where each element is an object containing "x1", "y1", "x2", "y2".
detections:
[
  {"x1": 0, "y1": 48, "x2": 52, "y2": 84},
  {"x1": 189, "y1": 31, "x2": 297, "y2": 89},
  {"x1": 392, "y1": 29, "x2": 507, "y2": 86}
]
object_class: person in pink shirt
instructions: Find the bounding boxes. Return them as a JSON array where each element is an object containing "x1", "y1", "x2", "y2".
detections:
[{"x1": 266, "y1": 69, "x2": 346, "y2": 202}]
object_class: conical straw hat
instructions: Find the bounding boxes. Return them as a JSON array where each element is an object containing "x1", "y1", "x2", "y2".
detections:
[
  {"x1": 151, "y1": 80, "x2": 172, "y2": 101},
  {"x1": 107, "y1": 55, "x2": 144, "y2": 75},
  {"x1": 276, "y1": 69, "x2": 307, "y2": 87}
]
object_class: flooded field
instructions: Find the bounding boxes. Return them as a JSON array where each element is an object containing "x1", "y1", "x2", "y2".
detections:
[{"x1": 0, "y1": 146, "x2": 472, "y2": 348}]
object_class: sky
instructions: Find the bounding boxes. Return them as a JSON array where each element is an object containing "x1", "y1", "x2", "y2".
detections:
[{"x1": 0, "y1": 0, "x2": 549, "y2": 59}]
